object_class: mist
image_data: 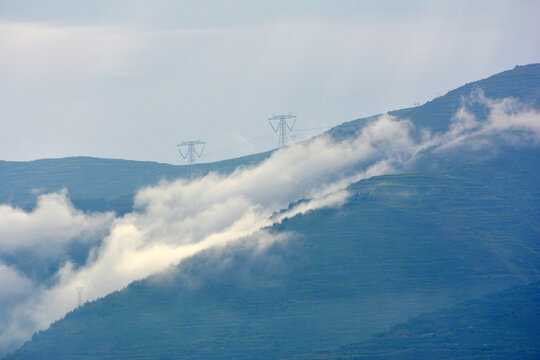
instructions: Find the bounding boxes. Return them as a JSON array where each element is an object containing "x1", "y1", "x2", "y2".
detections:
[
  {"x1": 0, "y1": 94, "x2": 539, "y2": 354},
  {"x1": 0, "y1": 190, "x2": 114, "y2": 255},
  {"x1": 1, "y1": 1, "x2": 539, "y2": 163}
]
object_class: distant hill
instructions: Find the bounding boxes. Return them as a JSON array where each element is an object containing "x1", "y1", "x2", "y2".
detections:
[
  {"x1": 2, "y1": 64, "x2": 540, "y2": 359},
  {"x1": 0, "y1": 152, "x2": 270, "y2": 214}
]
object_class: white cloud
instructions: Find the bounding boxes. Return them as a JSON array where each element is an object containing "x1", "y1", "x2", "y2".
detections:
[
  {"x1": 0, "y1": 96, "x2": 539, "y2": 355},
  {"x1": 0, "y1": 262, "x2": 36, "y2": 352},
  {"x1": 0, "y1": 190, "x2": 114, "y2": 254},
  {"x1": 418, "y1": 90, "x2": 540, "y2": 153},
  {"x1": 0, "y1": 113, "x2": 416, "y2": 354},
  {"x1": 0, "y1": 263, "x2": 34, "y2": 306}
]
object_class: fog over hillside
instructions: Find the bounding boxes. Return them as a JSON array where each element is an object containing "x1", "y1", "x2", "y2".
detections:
[
  {"x1": 2, "y1": 1, "x2": 540, "y2": 358},
  {"x1": 1, "y1": 89, "x2": 539, "y2": 356}
]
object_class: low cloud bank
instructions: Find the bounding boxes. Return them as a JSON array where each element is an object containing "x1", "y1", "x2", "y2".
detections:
[
  {"x1": 0, "y1": 190, "x2": 114, "y2": 255},
  {"x1": 0, "y1": 93, "x2": 539, "y2": 355}
]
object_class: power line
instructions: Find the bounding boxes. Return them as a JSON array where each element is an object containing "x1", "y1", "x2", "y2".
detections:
[
  {"x1": 203, "y1": 133, "x2": 276, "y2": 157},
  {"x1": 174, "y1": 122, "x2": 331, "y2": 164},
  {"x1": 200, "y1": 125, "x2": 333, "y2": 161},
  {"x1": 293, "y1": 126, "x2": 332, "y2": 133}
]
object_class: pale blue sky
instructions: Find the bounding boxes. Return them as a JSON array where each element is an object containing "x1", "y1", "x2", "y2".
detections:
[{"x1": 1, "y1": 0, "x2": 539, "y2": 163}]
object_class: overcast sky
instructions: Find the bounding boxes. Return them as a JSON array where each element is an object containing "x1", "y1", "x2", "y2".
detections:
[{"x1": 1, "y1": 0, "x2": 539, "y2": 164}]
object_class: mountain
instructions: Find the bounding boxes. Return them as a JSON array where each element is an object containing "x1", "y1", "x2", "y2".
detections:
[
  {"x1": 331, "y1": 63, "x2": 540, "y2": 140},
  {"x1": 4, "y1": 150, "x2": 540, "y2": 359},
  {"x1": 2, "y1": 63, "x2": 540, "y2": 359},
  {"x1": 292, "y1": 282, "x2": 540, "y2": 359}
]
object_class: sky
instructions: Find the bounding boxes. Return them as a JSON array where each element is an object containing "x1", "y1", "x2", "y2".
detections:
[{"x1": 0, "y1": 0, "x2": 539, "y2": 164}]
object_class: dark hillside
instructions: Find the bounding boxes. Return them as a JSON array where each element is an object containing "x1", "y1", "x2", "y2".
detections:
[
  {"x1": 2, "y1": 64, "x2": 540, "y2": 360},
  {"x1": 293, "y1": 282, "x2": 540, "y2": 359},
  {"x1": 5, "y1": 147, "x2": 540, "y2": 360},
  {"x1": 0, "y1": 152, "x2": 270, "y2": 214}
]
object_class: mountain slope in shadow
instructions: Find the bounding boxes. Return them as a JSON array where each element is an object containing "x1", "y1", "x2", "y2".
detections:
[
  {"x1": 293, "y1": 282, "x2": 540, "y2": 360},
  {"x1": 4, "y1": 147, "x2": 540, "y2": 360},
  {"x1": 2, "y1": 64, "x2": 540, "y2": 359}
]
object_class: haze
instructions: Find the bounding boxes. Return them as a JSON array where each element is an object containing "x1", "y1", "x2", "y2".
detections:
[{"x1": 0, "y1": 0, "x2": 539, "y2": 163}]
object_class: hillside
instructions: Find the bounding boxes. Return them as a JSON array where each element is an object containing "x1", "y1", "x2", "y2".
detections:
[
  {"x1": 4, "y1": 147, "x2": 540, "y2": 359},
  {"x1": 2, "y1": 64, "x2": 540, "y2": 359},
  {"x1": 0, "y1": 152, "x2": 270, "y2": 214},
  {"x1": 293, "y1": 282, "x2": 540, "y2": 359},
  {"x1": 331, "y1": 63, "x2": 540, "y2": 139}
]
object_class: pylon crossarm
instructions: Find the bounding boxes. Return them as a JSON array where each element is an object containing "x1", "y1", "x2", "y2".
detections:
[
  {"x1": 177, "y1": 139, "x2": 205, "y2": 165},
  {"x1": 268, "y1": 118, "x2": 280, "y2": 132},
  {"x1": 177, "y1": 146, "x2": 189, "y2": 159},
  {"x1": 286, "y1": 116, "x2": 297, "y2": 131},
  {"x1": 194, "y1": 144, "x2": 205, "y2": 157}
]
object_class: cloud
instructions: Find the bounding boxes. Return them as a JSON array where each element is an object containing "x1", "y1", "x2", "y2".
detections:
[
  {"x1": 0, "y1": 95, "x2": 539, "y2": 355},
  {"x1": 0, "y1": 113, "x2": 415, "y2": 355},
  {"x1": 0, "y1": 263, "x2": 34, "y2": 306},
  {"x1": 0, "y1": 262, "x2": 36, "y2": 351},
  {"x1": 0, "y1": 190, "x2": 114, "y2": 255},
  {"x1": 416, "y1": 90, "x2": 540, "y2": 154}
]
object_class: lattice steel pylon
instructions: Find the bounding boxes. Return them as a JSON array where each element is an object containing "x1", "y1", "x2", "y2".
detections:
[
  {"x1": 75, "y1": 286, "x2": 83, "y2": 307},
  {"x1": 268, "y1": 114, "x2": 297, "y2": 148},
  {"x1": 177, "y1": 139, "x2": 206, "y2": 165}
]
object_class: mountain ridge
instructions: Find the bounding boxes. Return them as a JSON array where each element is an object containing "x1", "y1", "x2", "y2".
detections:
[
  {"x1": 1, "y1": 63, "x2": 539, "y2": 214},
  {"x1": 2, "y1": 63, "x2": 540, "y2": 359}
]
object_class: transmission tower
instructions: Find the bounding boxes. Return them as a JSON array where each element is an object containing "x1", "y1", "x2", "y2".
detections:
[
  {"x1": 75, "y1": 286, "x2": 83, "y2": 307},
  {"x1": 268, "y1": 113, "x2": 297, "y2": 148},
  {"x1": 177, "y1": 139, "x2": 206, "y2": 165}
]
